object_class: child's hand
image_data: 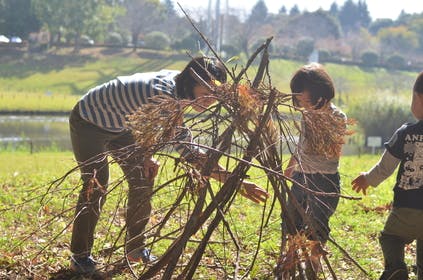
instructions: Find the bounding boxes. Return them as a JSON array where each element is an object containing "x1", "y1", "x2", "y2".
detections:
[
  {"x1": 284, "y1": 167, "x2": 294, "y2": 178},
  {"x1": 351, "y1": 173, "x2": 370, "y2": 195},
  {"x1": 143, "y1": 157, "x2": 160, "y2": 181},
  {"x1": 239, "y1": 181, "x2": 270, "y2": 204}
]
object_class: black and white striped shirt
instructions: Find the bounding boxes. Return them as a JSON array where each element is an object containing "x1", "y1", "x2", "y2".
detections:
[
  {"x1": 77, "y1": 70, "x2": 201, "y2": 157},
  {"x1": 78, "y1": 70, "x2": 179, "y2": 132}
]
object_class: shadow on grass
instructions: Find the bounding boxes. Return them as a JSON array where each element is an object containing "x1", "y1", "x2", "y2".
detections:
[
  {"x1": 49, "y1": 263, "x2": 133, "y2": 280},
  {"x1": 0, "y1": 51, "x2": 95, "y2": 79}
]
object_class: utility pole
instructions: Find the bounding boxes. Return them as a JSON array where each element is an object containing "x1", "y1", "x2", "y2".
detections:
[
  {"x1": 214, "y1": 0, "x2": 220, "y2": 52},
  {"x1": 207, "y1": 0, "x2": 224, "y2": 53}
]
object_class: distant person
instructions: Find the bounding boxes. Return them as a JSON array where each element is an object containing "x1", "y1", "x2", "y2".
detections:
[
  {"x1": 284, "y1": 63, "x2": 347, "y2": 275},
  {"x1": 68, "y1": 56, "x2": 269, "y2": 274},
  {"x1": 352, "y1": 71, "x2": 423, "y2": 280}
]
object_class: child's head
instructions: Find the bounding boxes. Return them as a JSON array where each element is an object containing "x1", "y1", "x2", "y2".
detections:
[
  {"x1": 176, "y1": 56, "x2": 227, "y2": 100},
  {"x1": 290, "y1": 63, "x2": 335, "y2": 109},
  {"x1": 411, "y1": 71, "x2": 423, "y2": 120}
]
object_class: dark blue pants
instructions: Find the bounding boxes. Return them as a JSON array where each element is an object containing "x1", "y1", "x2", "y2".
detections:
[{"x1": 286, "y1": 171, "x2": 340, "y2": 242}]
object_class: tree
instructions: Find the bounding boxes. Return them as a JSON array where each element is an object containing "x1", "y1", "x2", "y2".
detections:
[
  {"x1": 338, "y1": 0, "x2": 359, "y2": 33},
  {"x1": 329, "y1": 2, "x2": 339, "y2": 17},
  {"x1": 357, "y1": 0, "x2": 371, "y2": 28},
  {"x1": 78, "y1": 0, "x2": 126, "y2": 45},
  {"x1": 32, "y1": 0, "x2": 106, "y2": 51},
  {"x1": 337, "y1": 0, "x2": 371, "y2": 33},
  {"x1": 223, "y1": 13, "x2": 252, "y2": 57},
  {"x1": 368, "y1": 18, "x2": 394, "y2": 35},
  {"x1": 0, "y1": 0, "x2": 40, "y2": 38},
  {"x1": 144, "y1": 31, "x2": 170, "y2": 50},
  {"x1": 164, "y1": 0, "x2": 176, "y2": 17},
  {"x1": 60, "y1": 0, "x2": 100, "y2": 51},
  {"x1": 378, "y1": 26, "x2": 419, "y2": 55},
  {"x1": 295, "y1": 37, "x2": 315, "y2": 59},
  {"x1": 247, "y1": 0, "x2": 268, "y2": 25},
  {"x1": 289, "y1": 5, "x2": 300, "y2": 16},
  {"x1": 408, "y1": 17, "x2": 423, "y2": 51},
  {"x1": 349, "y1": 96, "x2": 414, "y2": 143},
  {"x1": 120, "y1": 0, "x2": 165, "y2": 50},
  {"x1": 32, "y1": 0, "x2": 64, "y2": 46},
  {"x1": 278, "y1": 6, "x2": 287, "y2": 15},
  {"x1": 282, "y1": 10, "x2": 342, "y2": 40},
  {"x1": 361, "y1": 50, "x2": 379, "y2": 66},
  {"x1": 345, "y1": 27, "x2": 375, "y2": 61},
  {"x1": 231, "y1": 0, "x2": 269, "y2": 58}
]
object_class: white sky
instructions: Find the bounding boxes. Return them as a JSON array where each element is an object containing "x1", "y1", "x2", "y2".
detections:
[{"x1": 175, "y1": 0, "x2": 423, "y2": 20}]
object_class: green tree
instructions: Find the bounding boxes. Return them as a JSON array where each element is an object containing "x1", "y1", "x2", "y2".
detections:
[
  {"x1": 289, "y1": 5, "x2": 300, "y2": 16},
  {"x1": 329, "y1": 2, "x2": 339, "y2": 17},
  {"x1": 295, "y1": 37, "x2": 314, "y2": 59},
  {"x1": 361, "y1": 51, "x2": 379, "y2": 66},
  {"x1": 33, "y1": 0, "x2": 111, "y2": 51},
  {"x1": 164, "y1": 0, "x2": 176, "y2": 17},
  {"x1": 284, "y1": 10, "x2": 342, "y2": 40},
  {"x1": 144, "y1": 31, "x2": 170, "y2": 50},
  {"x1": 338, "y1": 0, "x2": 370, "y2": 33},
  {"x1": 408, "y1": 17, "x2": 423, "y2": 51},
  {"x1": 32, "y1": 0, "x2": 64, "y2": 45},
  {"x1": 278, "y1": 6, "x2": 287, "y2": 15},
  {"x1": 121, "y1": 0, "x2": 165, "y2": 50},
  {"x1": 61, "y1": 0, "x2": 99, "y2": 51},
  {"x1": 368, "y1": 18, "x2": 394, "y2": 35},
  {"x1": 232, "y1": 0, "x2": 269, "y2": 58},
  {"x1": 357, "y1": 0, "x2": 371, "y2": 28},
  {"x1": 378, "y1": 26, "x2": 419, "y2": 54},
  {"x1": 349, "y1": 96, "x2": 414, "y2": 143},
  {"x1": 247, "y1": 0, "x2": 268, "y2": 25},
  {"x1": 84, "y1": 1, "x2": 125, "y2": 44},
  {"x1": 0, "y1": 0, "x2": 40, "y2": 37}
]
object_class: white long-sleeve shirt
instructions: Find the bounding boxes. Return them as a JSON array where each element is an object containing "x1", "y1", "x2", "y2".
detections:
[{"x1": 364, "y1": 150, "x2": 400, "y2": 186}]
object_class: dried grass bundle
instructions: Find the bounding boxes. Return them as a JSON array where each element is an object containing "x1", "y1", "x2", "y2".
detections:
[
  {"x1": 235, "y1": 84, "x2": 262, "y2": 120},
  {"x1": 277, "y1": 232, "x2": 327, "y2": 274},
  {"x1": 223, "y1": 83, "x2": 270, "y2": 134},
  {"x1": 126, "y1": 95, "x2": 186, "y2": 155},
  {"x1": 301, "y1": 106, "x2": 355, "y2": 159}
]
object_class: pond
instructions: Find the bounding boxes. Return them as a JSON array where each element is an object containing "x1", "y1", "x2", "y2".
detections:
[
  {"x1": 0, "y1": 115, "x2": 71, "y2": 152},
  {"x1": 0, "y1": 115, "x2": 360, "y2": 155}
]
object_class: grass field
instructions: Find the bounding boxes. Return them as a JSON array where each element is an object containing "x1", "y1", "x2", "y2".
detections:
[
  {"x1": 0, "y1": 47, "x2": 419, "y2": 279},
  {"x1": 0, "y1": 47, "x2": 418, "y2": 113},
  {"x1": 0, "y1": 151, "x2": 414, "y2": 279}
]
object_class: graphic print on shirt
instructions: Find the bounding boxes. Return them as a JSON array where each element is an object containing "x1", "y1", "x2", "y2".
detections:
[{"x1": 399, "y1": 135, "x2": 423, "y2": 190}]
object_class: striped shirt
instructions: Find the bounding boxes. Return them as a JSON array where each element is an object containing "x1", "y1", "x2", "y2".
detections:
[
  {"x1": 78, "y1": 70, "x2": 179, "y2": 132},
  {"x1": 77, "y1": 70, "x2": 200, "y2": 157}
]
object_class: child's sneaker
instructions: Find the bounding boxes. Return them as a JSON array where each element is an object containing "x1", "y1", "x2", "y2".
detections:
[
  {"x1": 70, "y1": 255, "x2": 98, "y2": 274},
  {"x1": 127, "y1": 248, "x2": 157, "y2": 263},
  {"x1": 379, "y1": 268, "x2": 408, "y2": 280}
]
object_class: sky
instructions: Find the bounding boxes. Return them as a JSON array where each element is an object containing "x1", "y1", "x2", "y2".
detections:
[{"x1": 175, "y1": 0, "x2": 423, "y2": 20}]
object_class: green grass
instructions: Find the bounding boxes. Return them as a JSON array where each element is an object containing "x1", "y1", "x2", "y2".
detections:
[
  {"x1": 0, "y1": 48, "x2": 419, "y2": 278},
  {"x1": 0, "y1": 151, "x2": 415, "y2": 279},
  {"x1": 0, "y1": 47, "x2": 418, "y2": 112}
]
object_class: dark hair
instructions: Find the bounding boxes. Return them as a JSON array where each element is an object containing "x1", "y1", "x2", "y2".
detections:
[
  {"x1": 290, "y1": 63, "x2": 335, "y2": 109},
  {"x1": 413, "y1": 71, "x2": 423, "y2": 94},
  {"x1": 175, "y1": 56, "x2": 227, "y2": 100}
]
